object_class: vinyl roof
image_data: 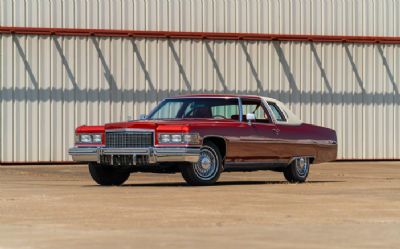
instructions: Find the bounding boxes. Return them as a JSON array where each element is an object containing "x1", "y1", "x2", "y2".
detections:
[{"x1": 171, "y1": 94, "x2": 266, "y2": 99}]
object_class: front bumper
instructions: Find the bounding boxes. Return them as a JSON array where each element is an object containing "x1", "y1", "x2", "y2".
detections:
[{"x1": 68, "y1": 146, "x2": 200, "y2": 164}]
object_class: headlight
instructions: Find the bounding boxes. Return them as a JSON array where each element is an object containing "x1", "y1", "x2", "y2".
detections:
[
  {"x1": 76, "y1": 133, "x2": 103, "y2": 144},
  {"x1": 171, "y1": 134, "x2": 183, "y2": 143},
  {"x1": 80, "y1": 134, "x2": 92, "y2": 143},
  {"x1": 159, "y1": 134, "x2": 171, "y2": 143},
  {"x1": 92, "y1": 134, "x2": 102, "y2": 143},
  {"x1": 158, "y1": 133, "x2": 200, "y2": 144}
]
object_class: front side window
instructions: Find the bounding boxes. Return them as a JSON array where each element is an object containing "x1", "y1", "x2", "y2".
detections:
[
  {"x1": 241, "y1": 98, "x2": 271, "y2": 123},
  {"x1": 148, "y1": 98, "x2": 240, "y2": 120}
]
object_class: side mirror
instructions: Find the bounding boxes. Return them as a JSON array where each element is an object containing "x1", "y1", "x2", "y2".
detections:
[
  {"x1": 138, "y1": 114, "x2": 148, "y2": 120},
  {"x1": 246, "y1": 113, "x2": 256, "y2": 125}
]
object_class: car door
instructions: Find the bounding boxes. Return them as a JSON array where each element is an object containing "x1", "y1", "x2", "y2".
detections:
[{"x1": 237, "y1": 98, "x2": 282, "y2": 163}]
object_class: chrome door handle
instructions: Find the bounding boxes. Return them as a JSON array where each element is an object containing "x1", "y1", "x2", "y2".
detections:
[{"x1": 272, "y1": 128, "x2": 280, "y2": 135}]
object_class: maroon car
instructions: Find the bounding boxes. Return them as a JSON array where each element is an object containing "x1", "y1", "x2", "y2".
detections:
[{"x1": 69, "y1": 94, "x2": 337, "y2": 186}]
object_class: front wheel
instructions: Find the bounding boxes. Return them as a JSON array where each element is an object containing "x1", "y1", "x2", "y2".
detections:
[
  {"x1": 88, "y1": 162, "x2": 131, "y2": 186},
  {"x1": 180, "y1": 142, "x2": 223, "y2": 186},
  {"x1": 283, "y1": 157, "x2": 310, "y2": 183}
]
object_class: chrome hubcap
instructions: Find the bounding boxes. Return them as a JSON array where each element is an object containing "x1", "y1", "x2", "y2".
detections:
[
  {"x1": 193, "y1": 148, "x2": 218, "y2": 180},
  {"x1": 295, "y1": 157, "x2": 309, "y2": 177},
  {"x1": 200, "y1": 157, "x2": 212, "y2": 170}
]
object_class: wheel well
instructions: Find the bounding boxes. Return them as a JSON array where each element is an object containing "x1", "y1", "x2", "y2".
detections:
[
  {"x1": 203, "y1": 137, "x2": 226, "y2": 159},
  {"x1": 289, "y1": 156, "x2": 315, "y2": 165}
]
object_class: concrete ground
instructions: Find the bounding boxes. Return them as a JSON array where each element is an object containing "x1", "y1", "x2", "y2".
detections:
[{"x1": 0, "y1": 162, "x2": 399, "y2": 249}]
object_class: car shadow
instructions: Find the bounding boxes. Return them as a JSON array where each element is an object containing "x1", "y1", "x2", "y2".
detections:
[{"x1": 82, "y1": 180, "x2": 345, "y2": 188}]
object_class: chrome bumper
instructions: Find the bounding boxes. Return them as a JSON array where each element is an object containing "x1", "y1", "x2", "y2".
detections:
[{"x1": 68, "y1": 146, "x2": 200, "y2": 164}]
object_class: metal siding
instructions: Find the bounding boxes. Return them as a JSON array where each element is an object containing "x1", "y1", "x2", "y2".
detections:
[
  {"x1": 1, "y1": 0, "x2": 400, "y2": 162},
  {"x1": 1, "y1": 36, "x2": 400, "y2": 162}
]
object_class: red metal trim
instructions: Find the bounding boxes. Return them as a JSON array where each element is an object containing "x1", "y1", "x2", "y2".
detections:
[{"x1": 1, "y1": 26, "x2": 400, "y2": 44}]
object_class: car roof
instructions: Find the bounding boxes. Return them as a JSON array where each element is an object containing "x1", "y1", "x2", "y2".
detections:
[{"x1": 170, "y1": 94, "x2": 279, "y2": 102}]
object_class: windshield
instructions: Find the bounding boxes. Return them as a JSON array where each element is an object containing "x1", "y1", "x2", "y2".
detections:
[{"x1": 148, "y1": 98, "x2": 240, "y2": 120}]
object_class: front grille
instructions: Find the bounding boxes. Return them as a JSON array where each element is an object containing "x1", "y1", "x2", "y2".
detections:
[{"x1": 105, "y1": 131, "x2": 153, "y2": 148}]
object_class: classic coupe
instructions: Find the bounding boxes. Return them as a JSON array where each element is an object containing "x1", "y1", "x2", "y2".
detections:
[{"x1": 69, "y1": 94, "x2": 337, "y2": 186}]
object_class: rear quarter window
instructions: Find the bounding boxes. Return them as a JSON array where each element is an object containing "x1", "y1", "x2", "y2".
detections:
[{"x1": 268, "y1": 102, "x2": 287, "y2": 122}]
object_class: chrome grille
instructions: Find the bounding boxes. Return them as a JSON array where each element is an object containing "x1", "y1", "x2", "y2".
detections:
[{"x1": 105, "y1": 131, "x2": 153, "y2": 148}]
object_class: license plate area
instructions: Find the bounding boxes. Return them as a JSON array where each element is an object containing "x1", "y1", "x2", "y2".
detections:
[{"x1": 100, "y1": 155, "x2": 150, "y2": 166}]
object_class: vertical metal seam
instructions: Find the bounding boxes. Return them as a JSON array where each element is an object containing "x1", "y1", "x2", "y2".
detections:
[
  {"x1": 10, "y1": 34, "x2": 14, "y2": 162},
  {"x1": 144, "y1": 0, "x2": 148, "y2": 113},
  {"x1": 49, "y1": 0, "x2": 53, "y2": 161},
  {"x1": 393, "y1": 42, "x2": 400, "y2": 158},
  {"x1": 12, "y1": 34, "x2": 16, "y2": 162},
  {"x1": 372, "y1": 43, "x2": 376, "y2": 159},
  {"x1": 49, "y1": 34, "x2": 53, "y2": 160},
  {"x1": 0, "y1": 34, "x2": 2, "y2": 162}
]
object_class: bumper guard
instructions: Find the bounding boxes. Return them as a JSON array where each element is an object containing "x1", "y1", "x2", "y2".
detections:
[{"x1": 68, "y1": 146, "x2": 200, "y2": 164}]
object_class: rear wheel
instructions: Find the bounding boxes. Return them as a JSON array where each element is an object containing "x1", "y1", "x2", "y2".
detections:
[
  {"x1": 180, "y1": 142, "x2": 223, "y2": 186},
  {"x1": 283, "y1": 157, "x2": 310, "y2": 183},
  {"x1": 88, "y1": 162, "x2": 130, "y2": 186}
]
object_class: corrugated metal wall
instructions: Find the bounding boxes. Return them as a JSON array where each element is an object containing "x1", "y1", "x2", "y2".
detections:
[{"x1": 1, "y1": 0, "x2": 400, "y2": 162}]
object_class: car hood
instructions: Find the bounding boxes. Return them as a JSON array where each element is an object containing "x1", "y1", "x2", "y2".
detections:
[{"x1": 105, "y1": 119, "x2": 237, "y2": 132}]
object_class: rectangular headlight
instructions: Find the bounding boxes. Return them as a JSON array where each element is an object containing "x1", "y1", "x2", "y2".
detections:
[
  {"x1": 159, "y1": 134, "x2": 171, "y2": 143},
  {"x1": 171, "y1": 134, "x2": 183, "y2": 143},
  {"x1": 92, "y1": 134, "x2": 102, "y2": 143},
  {"x1": 80, "y1": 134, "x2": 92, "y2": 143},
  {"x1": 158, "y1": 133, "x2": 200, "y2": 145},
  {"x1": 76, "y1": 133, "x2": 103, "y2": 144}
]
